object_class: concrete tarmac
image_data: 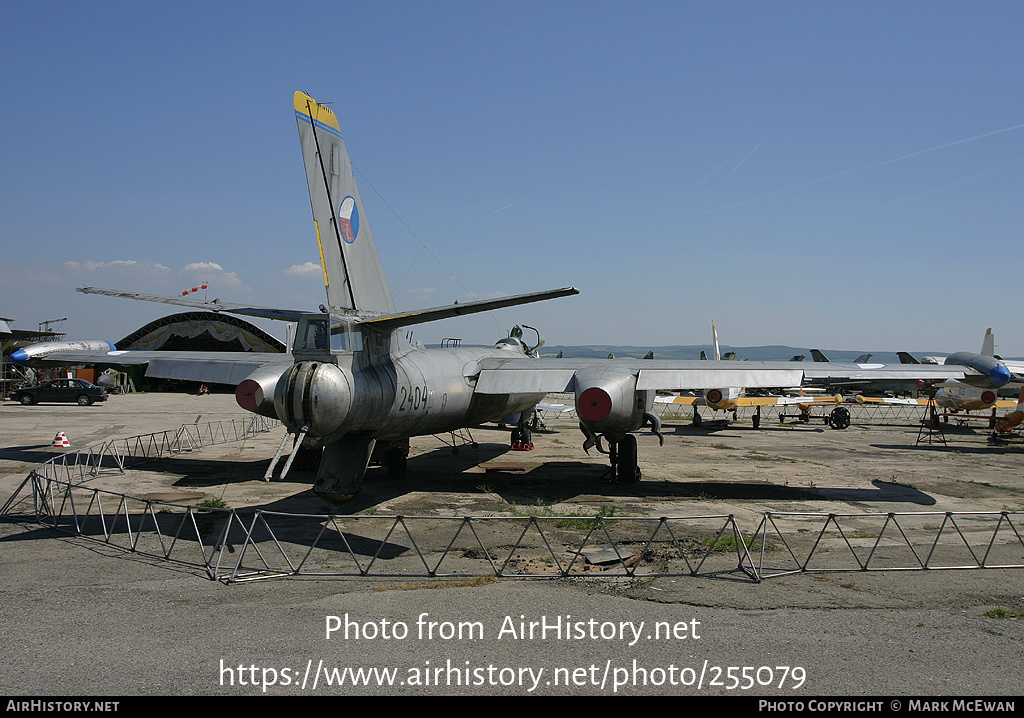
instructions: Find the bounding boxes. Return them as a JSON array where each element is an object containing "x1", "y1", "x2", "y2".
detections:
[{"x1": 1, "y1": 392, "x2": 1022, "y2": 696}]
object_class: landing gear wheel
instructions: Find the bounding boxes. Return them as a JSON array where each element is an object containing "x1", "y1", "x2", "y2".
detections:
[
  {"x1": 752, "y1": 412, "x2": 761, "y2": 429},
  {"x1": 511, "y1": 426, "x2": 533, "y2": 450},
  {"x1": 615, "y1": 434, "x2": 639, "y2": 483},
  {"x1": 828, "y1": 407, "x2": 851, "y2": 430},
  {"x1": 383, "y1": 446, "x2": 408, "y2": 480}
]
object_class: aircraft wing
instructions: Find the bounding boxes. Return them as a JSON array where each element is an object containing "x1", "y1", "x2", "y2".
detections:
[
  {"x1": 473, "y1": 358, "x2": 982, "y2": 396},
  {"x1": 472, "y1": 358, "x2": 806, "y2": 394},
  {"x1": 654, "y1": 394, "x2": 700, "y2": 406},
  {"x1": 802, "y1": 363, "x2": 967, "y2": 383},
  {"x1": 854, "y1": 395, "x2": 1019, "y2": 409},
  {"x1": 655, "y1": 394, "x2": 840, "y2": 408},
  {"x1": 22, "y1": 349, "x2": 293, "y2": 386},
  {"x1": 536, "y1": 400, "x2": 574, "y2": 414},
  {"x1": 855, "y1": 396, "x2": 929, "y2": 405}
]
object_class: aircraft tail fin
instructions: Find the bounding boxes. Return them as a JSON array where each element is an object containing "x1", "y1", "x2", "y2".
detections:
[
  {"x1": 295, "y1": 91, "x2": 395, "y2": 315},
  {"x1": 712, "y1": 320, "x2": 721, "y2": 361},
  {"x1": 897, "y1": 351, "x2": 920, "y2": 364},
  {"x1": 810, "y1": 349, "x2": 830, "y2": 362},
  {"x1": 982, "y1": 328, "x2": 995, "y2": 357}
]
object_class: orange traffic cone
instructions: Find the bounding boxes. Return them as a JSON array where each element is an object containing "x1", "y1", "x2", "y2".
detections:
[{"x1": 52, "y1": 432, "x2": 70, "y2": 448}]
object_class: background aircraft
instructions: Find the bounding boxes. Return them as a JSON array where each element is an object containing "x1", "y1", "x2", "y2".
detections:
[
  {"x1": 860, "y1": 329, "x2": 1020, "y2": 421},
  {"x1": 13, "y1": 92, "x2": 1007, "y2": 499},
  {"x1": 654, "y1": 322, "x2": 846, "y2": 428}
]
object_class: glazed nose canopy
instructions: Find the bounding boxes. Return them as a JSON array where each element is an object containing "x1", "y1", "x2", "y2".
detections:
[{"x1": 578, "y1": 386, "x2": 613, "y2": 422}]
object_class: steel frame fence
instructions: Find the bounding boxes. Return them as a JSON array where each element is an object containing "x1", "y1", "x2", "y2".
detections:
[
  {"x1": 3, "y1": 419, "x2": 1022, "y2": 583},
  {"x1": 1, "y1": 415, "x2": 278, "y2": 516}
]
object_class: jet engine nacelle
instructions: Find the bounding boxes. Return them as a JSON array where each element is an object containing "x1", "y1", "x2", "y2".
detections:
[
  {"x1": 945, "y1": 352, "x2": 1011, "y2": 388},
  {"x1": 272, "y1": 361, "x2": 353, "y2": 437},
  {"x1": 573, "y1": 366, "x2": 653, "y2": 438},
  {"x1": 235, "y1": 366, "x2": 290, "y2": 418}
]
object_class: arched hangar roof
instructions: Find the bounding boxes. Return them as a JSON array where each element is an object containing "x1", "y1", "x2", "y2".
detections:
[{"x1": 116, "y1": 312, "x2": 286, "y2": 353}]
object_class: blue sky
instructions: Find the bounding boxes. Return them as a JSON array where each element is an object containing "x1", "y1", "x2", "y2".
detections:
[{"x1": 3, "y1": 1, "x2": 1023, "y2": 355}]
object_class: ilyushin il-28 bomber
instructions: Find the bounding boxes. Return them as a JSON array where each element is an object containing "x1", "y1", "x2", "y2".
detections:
[{"x1": 15, "y1": 92, "x2": 1015, "y2": 501}]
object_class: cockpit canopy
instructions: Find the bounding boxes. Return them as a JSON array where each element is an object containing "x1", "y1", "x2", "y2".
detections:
[{"x1": 294, "y1": 314, "x2": 363, "y2": 355}]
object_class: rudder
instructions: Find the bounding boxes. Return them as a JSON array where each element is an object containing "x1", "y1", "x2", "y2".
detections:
[{"x1": 294, "y1": 91, "x2": 395, "y2": 315}]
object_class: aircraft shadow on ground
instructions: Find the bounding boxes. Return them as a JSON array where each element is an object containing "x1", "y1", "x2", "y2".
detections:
[{"x1": 117, "y1": 437, "x2": 945, "y2": 509}]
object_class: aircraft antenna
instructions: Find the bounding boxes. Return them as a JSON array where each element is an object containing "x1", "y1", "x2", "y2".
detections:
[
  {"x1": 352, "y1": 166, "x2": 508, "y2": 336},
  {"x1": 306, "y1": 98, "x2": 358, "y2": 310}
]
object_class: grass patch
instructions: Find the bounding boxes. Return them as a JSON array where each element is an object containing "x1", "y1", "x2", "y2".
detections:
[
  {"x1": 698, "y1": 534, "x2": 766, "y2": 552},
  {"x1": 744, "y1": 451, "x2": 797, "y2": 463},
  {"x1": 969, "y1": 480, "x2": 1023, "y2": 493},
  {"x1": 195, "y1": 497, "x2": 228, "y2": 511},
  {"x1": 501, "y1": 501, "x2": 630, "y2": 529},
  {"x1": 984, "y1": 607, "x2": 1022, "y2": 619}
]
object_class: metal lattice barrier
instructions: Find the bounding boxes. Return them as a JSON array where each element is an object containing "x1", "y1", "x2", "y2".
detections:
[
  {"x1": 1, "y1": 415, "x2": 278, "y2": 516},
  {"x1": 7, "y1": 472, "x2": 1023, "y2": 582},
  {"x1": 751, "y1": 510, "x2": 1024, "y2": 578},
  {"x1": 3, "y1": 418, "x2": 1023, "y2": 583}
]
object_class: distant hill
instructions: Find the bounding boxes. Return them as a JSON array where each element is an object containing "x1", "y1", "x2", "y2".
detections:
[
  {"x1": 428, "y1": 342, "x2": 1022, "y2": 362},
  {"x1": 538, "y1": 345, "x2": 941, "y2": 363}
]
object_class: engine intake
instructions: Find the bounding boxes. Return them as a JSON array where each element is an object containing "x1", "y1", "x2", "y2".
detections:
[
  {"x1": 272, "y1": 361, "x2": 353, "y2": 436},
  {"x1": 574, "y1": 367, "x2": 651, "y2": 438}
]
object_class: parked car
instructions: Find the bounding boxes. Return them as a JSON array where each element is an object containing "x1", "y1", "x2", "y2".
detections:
[{"x1": 11, "y1": 378, "x2": 108, "y2": 406}]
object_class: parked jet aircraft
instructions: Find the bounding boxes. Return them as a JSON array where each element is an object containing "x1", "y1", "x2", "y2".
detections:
[
  {"x1": 654, "y1": 322, "x2": 846, "y2": 428},
  {"x1": 861, "y1": 330, "x2": 1019, "y2": 418},
  {"x1": 13, "y1": 92, "x2": 1012, "y2": 500},
  {"x1": 811, "y1": 349, "x2": 873, "y2": 364},
  {"x1": 854, "y1": 384, "x2": 1015, "y2": 412}
]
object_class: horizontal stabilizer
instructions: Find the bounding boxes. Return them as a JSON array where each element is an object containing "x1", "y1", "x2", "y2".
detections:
[
  {"x1": 76, "y1": 286, "x2": 307, "y2": 322},
  {"x1": 357, "y1": 287, "x2": 579, "y2": 332}
]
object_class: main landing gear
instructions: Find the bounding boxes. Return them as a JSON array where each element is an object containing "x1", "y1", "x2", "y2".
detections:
[
  {"x1": 579, "y1": 429, "x2": 643, "y2": 484},
  {"x1": 510, "y1": 410, "x2": 536, "y2": 451},
  {"x1": 605, "y1": 434, "x2": 640, "y2": 484}
]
